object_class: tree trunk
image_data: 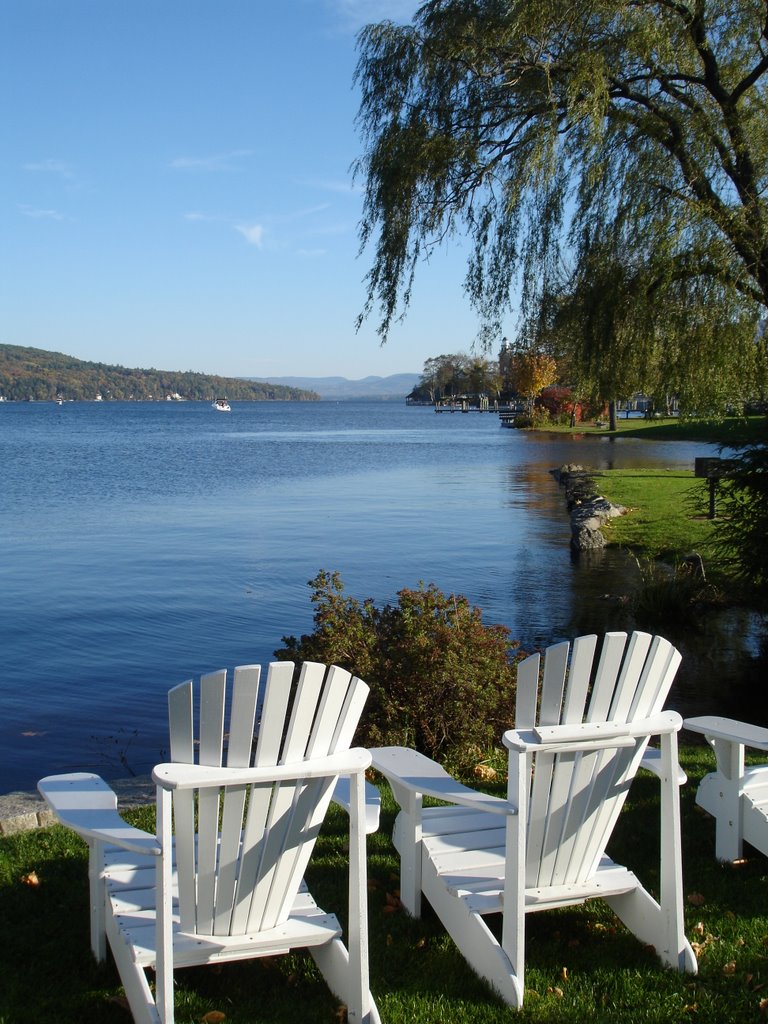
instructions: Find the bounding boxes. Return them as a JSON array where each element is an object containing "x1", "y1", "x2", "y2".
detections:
[{"x1": 609, "y1": 399, "x2": 618, "y2": 431}]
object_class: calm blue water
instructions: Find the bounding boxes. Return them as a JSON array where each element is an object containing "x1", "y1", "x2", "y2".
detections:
[{"x1": 1, "y1": 400, "x2": 718, "y2": 793}]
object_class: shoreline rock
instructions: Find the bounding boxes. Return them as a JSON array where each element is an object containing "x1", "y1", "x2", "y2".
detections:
[{"x1": 550, "y1": 464, "x2": 626, "y2": 551}]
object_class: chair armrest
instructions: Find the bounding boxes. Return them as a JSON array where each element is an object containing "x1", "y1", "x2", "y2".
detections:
[
  {"x1": 370, "y1": 746, "x2": 515, "y2": 816},
  {"x1": 37, "y1": 773, "x2": 160, "y2": 856},
  {"x1": 505, "y1": 712, "x2": 683, "y2": 755},
  {"x1": 152, "y1": 747, "x2": 372, "y2": 791},
  {"x1": 505, "y1": 726, "x2": 636, "y2": 754},
  {"x1": 332, "y1": 776, "x2": 381, "y2": 834},
  {"x1": 684, "y1": 716, "x2": 768, "y2": 752}
]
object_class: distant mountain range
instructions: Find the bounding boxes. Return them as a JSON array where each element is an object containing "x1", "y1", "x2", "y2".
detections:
[{"x1": 249, "y1": 373, "x2": 420, "y2": 400}]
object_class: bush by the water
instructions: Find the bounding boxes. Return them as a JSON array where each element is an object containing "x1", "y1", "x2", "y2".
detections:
[
  {"x1": 712, "y1": 441, "x2": 768, "y2": 607},
  {"x1": 276, "y1": 571, "x2": 521, "y2": 768},
  {"x1": 629, "y1": 556, "x2": 723, "y2": 626}
]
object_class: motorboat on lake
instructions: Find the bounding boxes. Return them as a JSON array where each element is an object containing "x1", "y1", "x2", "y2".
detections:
[{"x1": 212, "y1": 399, "x2": 231, "y2": 412}]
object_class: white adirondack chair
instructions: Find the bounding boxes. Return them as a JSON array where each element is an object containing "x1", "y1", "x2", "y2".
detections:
[
  {"x1": 684, "y1": 715, "x2": 768, "y2": 861},
  {"x1": 38, "y1": 661, "x2": 381, "y2": 1024},
  {"x1": 371, "y1": 631, "x2": 697, "y2": 1008}
]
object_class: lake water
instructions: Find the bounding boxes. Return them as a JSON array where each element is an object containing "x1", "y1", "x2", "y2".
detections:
[{"x1": 0, "y1": 400, "x2": 735, "y2": 794}]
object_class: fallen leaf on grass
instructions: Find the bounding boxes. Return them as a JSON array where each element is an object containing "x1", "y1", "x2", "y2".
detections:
[
  {"x1": 20, "y1": 871, "x2": 40, "y2": 888},
  {"x1": 382, "y1": 891, "x2": 402, "y2": 913},
  {"x1": 473, "y1": 764, "x2": 497, "y2": 781},
  {"x1": 723, "y1": 961, "x2": 737, "y2": 975},
  {"x1": 760, "y1": 997, "x2": 768, "y2": 1015},
  {"x1": 201, "y1": 1013, "x2": 226, "y2": 1023},
  {"x1": 688, "y1": 892, "x2": 706, "y2": 907}
]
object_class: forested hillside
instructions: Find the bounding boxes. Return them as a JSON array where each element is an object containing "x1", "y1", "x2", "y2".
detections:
[{"x1": 0, "y1": 345, "x2": 318, "y2": 402}]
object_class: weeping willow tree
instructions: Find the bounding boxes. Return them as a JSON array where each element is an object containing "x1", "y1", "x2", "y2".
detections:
[
  {"x1": 354, "y1": 0, "x2": 768, "y2": 394},
  {"x1": 543, "y1": 237, "x2": 763, "y2": 420}
]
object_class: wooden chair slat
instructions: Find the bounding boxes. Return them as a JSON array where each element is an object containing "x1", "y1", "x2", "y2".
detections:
[
  {"x1": 561, "y1": 634, "x2": 598, "y2": 723},
  {"x1": 610, "y1": 631, "x2": 652, "y2": 722},
  {"x1": 538, "y1": 641, "x2": 569, "y2": 726},
  {"x1": 168, "y1": 681, "x2": 194, "y2": 763},
  {"x1": 199, "y1": 670, "x2": 227, "y2": 767},
  {"x1": 281, "y1": 661, "x2": 325, "y2": 761},
  {"x1": 227, "y1": 664, "x2": 261, "y2": 767},
  {"x1": 588, "y1": 631, "x2": 628, "y2": 719},
  {"x1": 514, "y1": 652, "x2": 539, "y2": 730},
  {"x1": 306, "y1": 665, "x2": 353, "y2": 758}
]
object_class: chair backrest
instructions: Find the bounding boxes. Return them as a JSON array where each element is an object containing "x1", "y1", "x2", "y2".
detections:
[
  {"x1": 166, "y1": 661, "x2": 369, "y2": 937},
  {"x1": 514, "y1": 631, "x2": 681, "y2": 889}
]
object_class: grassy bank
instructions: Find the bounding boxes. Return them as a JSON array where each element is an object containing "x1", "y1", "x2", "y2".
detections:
[
  {"x1": 594, "y1": 469, "x2": 714, "y2": 561},
  {"x1": 539, "y1": 413, "x2": 768, "y2": 446},
  {"x1": 2, "y1": 749, "x2": 767, "y2": 1023}
]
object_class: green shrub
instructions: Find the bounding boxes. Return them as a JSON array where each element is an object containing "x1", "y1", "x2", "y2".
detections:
[
  {"x1": 276, "y1": 571, "x2": 522, "y2": 768},
  {"x1": 711, "y1": 441, "x2": 768, "y2": 606},
  {"x1": 512, "y1": 413, "x2": 534, "y2": 428},
  {"x1": 628, "y1": 556, "x2": 723, "y2": 626}
]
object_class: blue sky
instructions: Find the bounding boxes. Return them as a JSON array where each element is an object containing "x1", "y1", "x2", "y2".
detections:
[{"x1": 1, "y1": 0, "x2": 494, "y2": 380}]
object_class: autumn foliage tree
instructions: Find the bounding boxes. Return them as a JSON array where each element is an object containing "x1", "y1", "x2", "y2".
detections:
[{"x1": 507, "y1": 351, "x2": 558, "y2": 412}]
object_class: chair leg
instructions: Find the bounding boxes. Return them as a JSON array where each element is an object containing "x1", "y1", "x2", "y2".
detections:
[
  {"x1": 87, "y1": 839, "x2": 107, "y2": 962},
  {"x1": 105, "y1": 914, "x2": 160, "y2": 1024},
  {"x1": 605, "y1": 885, "x2": 696, "y2": 972},
  {"x1": 422, "y1": 864, "x2": 524, "y2": 1008},
  {"x1": 391, "y1": 792, "x2": 424, "y2": 917},
  {"x1": 711, "y1": 737, "x2": 746, "y2": 862},
  {"x1": 606, "y1": 730, "x2": 697, "y2": 975},
  {"x1": 310, "y1": 939, "x2": 381, "y2": 1024}
]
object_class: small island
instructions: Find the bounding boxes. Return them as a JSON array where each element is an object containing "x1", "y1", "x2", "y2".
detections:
[{"x1": 0, "y1": 344, "x2": 319, "y2": 403}]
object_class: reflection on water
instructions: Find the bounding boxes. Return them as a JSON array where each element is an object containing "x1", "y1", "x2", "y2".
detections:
[
  {"x1": 1, "y1": 402, "x2": 764, "y2": 793},
  {"x1": 564, "y1": 545, "x2": 767, "y2": 729}
]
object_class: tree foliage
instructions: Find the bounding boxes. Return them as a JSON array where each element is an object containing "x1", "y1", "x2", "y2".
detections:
[
  {"x1": 0, "y1": 344, "x2": 318, "y2": 402},
  {"x1": 415, "y1": 351, "x2": 500, "y2": 400},
  {"x1": 275, "y1": 570, "x2": 521, "y2": 767},
  {"x1": 355, "y1": 0, "x2": 768, "y2": 396},
  {"x1": 507, "y1": 350, "x2": 558, "y2": 409},
  {"x1": 712, "y1": 444, "x2": 768, "y2": 605}
]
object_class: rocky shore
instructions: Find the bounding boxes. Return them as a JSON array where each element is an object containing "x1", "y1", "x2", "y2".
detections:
[{"x1": 551, "y1": 464, "x2": 626, "y2": 551}]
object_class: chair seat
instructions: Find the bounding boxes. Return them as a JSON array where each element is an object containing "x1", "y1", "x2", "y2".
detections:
[
  {"x1": 110, "y1": 886, "x2": 341, "y2": 968},
  {"x1": 408, "y1": 808, "x2": 639, "y2": 913}
]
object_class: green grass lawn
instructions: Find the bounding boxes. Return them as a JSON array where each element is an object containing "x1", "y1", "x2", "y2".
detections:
[
  {"x1": 594, "y1": 469, "x2": 715, "y2": 561},
  {"x1": 541, "y1": 414, "x2": 768, "y2": 447},
  {"x1": 3, "y1": 750, "x2": 768, "y2": 1023}
]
